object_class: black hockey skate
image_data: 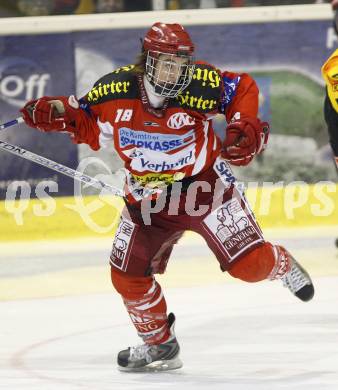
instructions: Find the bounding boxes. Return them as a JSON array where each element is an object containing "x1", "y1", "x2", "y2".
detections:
[
  {"x1": 117, "y1": 312, "x2": 182, "y2": 372},
  {"x1": 281, "y1": 251, "x2": 314, "y2": 302}
]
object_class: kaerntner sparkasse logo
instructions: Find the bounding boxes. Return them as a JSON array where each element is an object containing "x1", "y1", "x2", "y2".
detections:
[{"x1": 0, "y1": 57, "x2": 51, "y2": 107}]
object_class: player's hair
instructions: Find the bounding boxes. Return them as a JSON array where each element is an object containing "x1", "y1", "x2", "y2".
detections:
[{"x1": 133, "y1": 51, "x2": 147, "y2": 74}]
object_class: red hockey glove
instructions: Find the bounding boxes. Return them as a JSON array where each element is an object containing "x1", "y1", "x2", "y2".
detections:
[
  {"x1": 222, "y1": 118, "x2": 269, "y2": 166},
  {"x1": 20, "y1": 95, "x2": 80, "y2": 132},
  {"x1": 332, "y1": 0, "x2": 338, "y2": 11}
]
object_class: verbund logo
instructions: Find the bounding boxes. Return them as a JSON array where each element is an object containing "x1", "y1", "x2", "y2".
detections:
[
  {"x1": 0, "y1": 57, "x2": 51, "y2": 107},
  {"x1": 167, "y1": 112, "x2": 195, "y2": 129}
]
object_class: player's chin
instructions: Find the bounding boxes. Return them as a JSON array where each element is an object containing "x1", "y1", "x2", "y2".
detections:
[{"x1": 159, "y1": 80, "x2": 176, "y2": 88}]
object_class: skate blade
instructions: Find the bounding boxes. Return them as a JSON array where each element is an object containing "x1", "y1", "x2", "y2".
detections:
[{"x1": 118, "y1": 357, "x2": 183, "y2": 373}]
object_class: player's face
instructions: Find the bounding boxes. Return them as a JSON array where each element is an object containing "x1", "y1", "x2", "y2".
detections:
[
  {"x1": 145, "y1": 50, "x2": 194, "y2": 97},
  {"x1": 154, "y1": 54, "x2": 189, "y2": 86}
]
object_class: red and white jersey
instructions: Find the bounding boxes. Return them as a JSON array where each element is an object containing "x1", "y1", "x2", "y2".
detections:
[{"x1": 69, "y1": 61, "x2": 259, "y2": 188}]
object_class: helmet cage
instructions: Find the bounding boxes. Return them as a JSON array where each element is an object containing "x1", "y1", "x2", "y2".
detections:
[{"x1": 145, "y1": 50, "x2": 195, "y2": 98}]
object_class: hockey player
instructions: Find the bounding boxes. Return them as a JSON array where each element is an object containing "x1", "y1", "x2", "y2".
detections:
[
  {"x1": 322, "y1": 49, "x2": 338, "y2": 175},
  {"x1": 326, "y1": 1, "x2": 338, "y2": 171},
  {"x1": 323, "y1": 1, "x2": 338, "y2": 247},
  {"x1": 20, "y1": 22, "x2": 314, "y2": 372},
  {"x1": 322, "y1": 51, "x2": 338, "y2": 248}
]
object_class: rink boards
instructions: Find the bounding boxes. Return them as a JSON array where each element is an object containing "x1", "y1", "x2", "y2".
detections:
[{"x1": 0, "y1": 184, "x2": 337, "y2": 242}]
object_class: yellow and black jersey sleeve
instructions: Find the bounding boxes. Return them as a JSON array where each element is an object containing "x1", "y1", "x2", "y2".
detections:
[
  {"x1": 84, "y1": 64, "x2": 139, "y2": 105},
  {"x1": 171, "y1": 61, "x2": 222, "y2": 114}
]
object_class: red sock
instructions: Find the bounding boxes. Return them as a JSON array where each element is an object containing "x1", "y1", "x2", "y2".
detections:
[{"x1": 111, "y1": 268, "x2": 170, "y2": 345}]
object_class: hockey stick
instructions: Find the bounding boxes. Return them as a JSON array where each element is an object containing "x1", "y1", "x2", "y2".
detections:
[
  {"x1": 0, "y1": 116, "x2": 25, "y2": 130},
  {"x1": 0, "y1": 138, "x2": 126, "y2": 197},
  {"x1": 0, "y1": 117, "x2": 144, "y2": 198}
]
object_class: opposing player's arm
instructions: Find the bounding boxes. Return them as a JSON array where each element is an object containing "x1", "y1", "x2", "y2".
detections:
[
  {"x1": 324, "y1": 91, "x2": 338, "y2": 169},
  {"x1": 219, "y1": 71, "x2": 269, "y2": 166},
  {"x1": 322, "y1": 49, "x2": 338, "y2": 170}
]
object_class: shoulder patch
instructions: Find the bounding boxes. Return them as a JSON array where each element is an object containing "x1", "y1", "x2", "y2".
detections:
[
  {"x1": 86, "y1": 65, "x2": 138, "y2": 105},
  {"x1": 174, "y1": 63, "x2": 222, "y2": 113},
  {"x1": 220, "y1": 75, "x2": 241, "y2": 113}
]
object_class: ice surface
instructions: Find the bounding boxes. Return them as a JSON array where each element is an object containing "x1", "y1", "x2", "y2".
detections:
[{"x1": 0, "y1": 227, "x2": 337, "y2": 390}]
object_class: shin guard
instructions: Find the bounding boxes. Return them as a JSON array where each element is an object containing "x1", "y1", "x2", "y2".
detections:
[{"x1": 111, "y1": 268, "x2": 170, "y2": 345}]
